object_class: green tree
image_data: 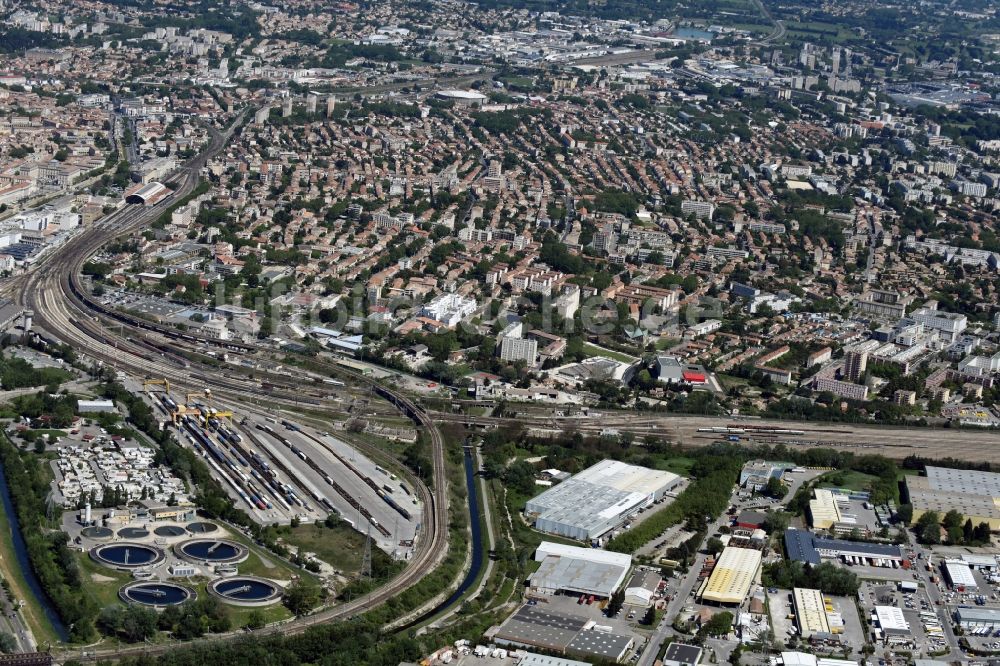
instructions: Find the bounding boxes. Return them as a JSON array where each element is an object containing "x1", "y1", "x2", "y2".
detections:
[
  {"x1": 282, "y1": 580, "x2": 323, "y2": 615},
  {"x1": 700, "y1": 611, "x2": 733, "y2": 637}
]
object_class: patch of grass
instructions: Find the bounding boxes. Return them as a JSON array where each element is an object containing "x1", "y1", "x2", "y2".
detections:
[
  {"x1": 581, "y1": 344, "x2": 637, "y2": 364},
  {"x1": 817, "y1": 470, "x2": 876, "y2": 492},
  {"x1": 281, "y1": 521, "x2": 370, "y2": 575}
]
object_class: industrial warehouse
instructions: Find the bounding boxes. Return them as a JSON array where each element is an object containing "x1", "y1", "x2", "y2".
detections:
[
  {"x1": 698, "y1": 546, "x2": 762, "y2": 605},
  {"x1": 792, "y1": 588, "x2": 835, "y2": 639},
  {"x1": 524, "y1": 460, "x2": 682, "y2": 541},
  {"x1": 905, "y1": 466, "x2": 1000, "y2": 530},
  {"x1": 491, "y1": 606, "x2": 635, "y2": 662},
  {"x1": 783, "y1": 529, "x2": 903, "y2": 567},
  {"x1": 528, "y1": 542, "x2": 632, "y2": 600}
]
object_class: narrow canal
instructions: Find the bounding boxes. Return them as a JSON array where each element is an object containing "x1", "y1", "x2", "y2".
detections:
[
  {"x1": 0, "y1": 459, "x2": 69, "y2": 641},
  {"x1": 399, "y1": 444, "x2": 484, "y2": 630}
]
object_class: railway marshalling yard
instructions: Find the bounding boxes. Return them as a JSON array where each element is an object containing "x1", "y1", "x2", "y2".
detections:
[
  {"x1": 120, "y1": 375, "x2": 422, "y2": 559},
  {"x1": 435, "y1": 410, "x2": 1000, "y2": 463}
]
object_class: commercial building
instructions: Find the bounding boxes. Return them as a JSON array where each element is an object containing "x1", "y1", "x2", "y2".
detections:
[
  {"x1": 808, "y1": 489, "x2": 843, "y2": 530},
  {"x1": 777, "y1": 653, "x2": 856, "y2": 666},
  {"x1": 77, "y1": 399, "x2": 117, "y2": 413},
  {"x1": 493, "y1": 606, "x2": 634, "y2": 662},
  {"x1": 739, "y1": 461, "x2": 793, "y2": 491},
  {"x1": 793, "y1": 588, "x2": 832, "y2": 639},
  {"x1": 942, "y1": 560, "x2": 978, "y2": 590},
  {"x1": 905, "y1": 466, "x2": 1000, "y2": 530},
  {"x1": 955, "y1": 607, "x2": 1000, "y2": 629},
  {"x1": 699, "y1": 547, "x2": 762, "y2": 605},
  {"x1": 662, "y1": 644, "x2": 702, "y2": 666},
  {"x1": 529, "y1": 542, "x2": 631, "y2": 599},
  {"x1": 623, "y1": 569, "x2": 662, "y2": 607},
  {"x1": 784, "y1": 529, "x2": 903, "y2": 567},
  {"x1": 525, "y1": 460, "x2": 682, "y2": 541},
  {"x1": 872, "y1": 605, "x2": 909, "y2": 638},
  {"x1": 518, "y1": 654, "x2": 591, "y2": 666}
]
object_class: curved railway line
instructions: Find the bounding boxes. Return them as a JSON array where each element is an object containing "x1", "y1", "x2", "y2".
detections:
[{"x1": 0, "y1": 114, "x2": 452, "y2": 661}]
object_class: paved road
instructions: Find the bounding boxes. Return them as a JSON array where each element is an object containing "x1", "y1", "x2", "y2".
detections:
[{"x1": 638, "y1": 489, "x2": 747, "y2": 666}]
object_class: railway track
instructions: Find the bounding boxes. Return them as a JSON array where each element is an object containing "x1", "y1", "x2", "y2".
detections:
[{"x1": 0, "y1": 113, "x2": 452, "y2": 661}]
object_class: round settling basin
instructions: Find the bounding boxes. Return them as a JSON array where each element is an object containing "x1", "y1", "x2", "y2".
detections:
[
  {"x1": 153, "y1": 525, "x2": 187, "y2": 538},
  {"x1": 186, "y1": 522, "x2": 218, "y2": 534},
  {"x1": 90, "y1": 543, "x2": 164, "y2": 570},
  {"x1": 81, "y1": 526, "x2": 112, "y2": 539},
  {"x1": 209, "y1": 577, "x2": 281, "y2": 606},
  {"x1": 117, "y1": 527, "x2": 149, "y2": 539},
  {"x1": 176, "y1": 539, "x2": 247, "y2": 565},
  {"x1": 119, "y1": 582, "x2": 194, "y2": 608}
]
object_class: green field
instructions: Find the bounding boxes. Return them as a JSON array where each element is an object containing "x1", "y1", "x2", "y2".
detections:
[
  {"x1": 581, "y1": 343, "x2": 637, "y2": 363},
  {"x1": 816, "y1": 470, "x2": 876, "y2": 492},
  {"x1": 281, "y1": 521, "x2": 372, "y2": 575}
]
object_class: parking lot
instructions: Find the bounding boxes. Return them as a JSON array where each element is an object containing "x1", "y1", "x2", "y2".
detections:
[
  {"x1": 859, "y1": 580, "x2": 949, "y2": 656},
  {"x1": 766, "y1": 588, "x2": 866, "y2": 655}
]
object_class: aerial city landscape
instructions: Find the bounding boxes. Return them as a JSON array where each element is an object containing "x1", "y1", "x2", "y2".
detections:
[{"x1": 3, "y1": 0, "x2": 1000, "y2": 664}]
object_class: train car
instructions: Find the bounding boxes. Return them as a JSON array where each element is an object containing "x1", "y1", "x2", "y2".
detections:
[{"x1": 399, "y1": 483, "x2": 410, "y2": 496}]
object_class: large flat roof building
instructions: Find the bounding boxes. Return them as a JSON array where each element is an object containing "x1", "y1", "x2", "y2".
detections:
[
  {"x1": 906, "y1": 466, "x2": 1000, "y2": 530},
  {"x1": 494, "y1": 606, "x2": 634, "y2": 662},
  {"x1": 529, "y1": 542, "x2": 631, "y2": 599},
  {"x1": 525, "y1": 460, "x2": 681, "y2": 541},
  {"x1": 873, "y1": 605, "x2": 909, "y2": 635},
  {"x1": 809, "y1": 489, "x2": 843, "y2": 530},
  {"x1": 784, "y1": 529, "x2": 903, "y2": 566},
  {"x1": 955, "y1": 606, "x2": 1000, "y2": 629},
  {"x1": 699, "y1": 547, "x2": 762, "y2": 605},
  {"x1": 942, "y1": 560, "x2": 978, "y2": 589},
  {"x1": 793, "y1": 588, "x2": 832, "y2": 638}
]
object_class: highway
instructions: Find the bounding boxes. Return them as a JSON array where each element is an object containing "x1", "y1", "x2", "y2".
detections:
[{"x1": 0, "y1": 109, "x2": 453, "y2": 661}]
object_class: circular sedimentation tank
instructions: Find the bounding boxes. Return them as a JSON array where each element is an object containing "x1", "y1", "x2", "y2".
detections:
[
  {"x1": 153, "y1": 525, "x2": 187, "y2": 538},
  {"x1": 209, "y1": 577, "x2": 281, "y2": 606},
  {"x1": 186, "y1": 522, "x2": 218, "y2": 534},
  {"x1": 90, "y1": 543, "x2": 165, "y2": 570},
  {"x1": 81, "y1": 526, "x2": 113, "y2": 539},
  {"x1": 117, "y1": 527, "x2": 149, "y2": 539},
  {"x1": 175, "y1": 539, "x2": 248, "y2": 565},
  {"x1": 119, "y1": 582, "x2": 193, "y2": 607}
]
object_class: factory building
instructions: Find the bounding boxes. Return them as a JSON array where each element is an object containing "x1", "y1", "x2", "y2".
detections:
[
  {"x1": 493, "y1": 606, "x2": 634, "y2": 663},
  {"x1": 955, "y1": 607, "x2": 1000, "y2": 630},
  {"x1": 777, "y1": 653, "x2": 856, "y2": 666},
  {"x1": 808, "y1": 489, "x2": 843, "y2": 530},
  {"x1": 699, "y1": 547, "x2": 762, "y2": 605},
  {"x1": 872, "y1": 606, "x2": 909, "y2": 643},
  {"x1": 784, "y1": 529, "x2": 903, "y2": 567},
  {"x1": 942, "y1": 560, "x2": 978, "y2": 590},
  {"x1": 906, "y1": 466, "x2": 1000, "y2": 530},
  {"x1": 528, "y1": 542, "x2": 631, "y2": 599},
  {"x1": 793, "y1": 588, "x2": 832, "y2": 639},
  {"x1": 525, "y1": 460, "x2": 682, "y2": 542}
]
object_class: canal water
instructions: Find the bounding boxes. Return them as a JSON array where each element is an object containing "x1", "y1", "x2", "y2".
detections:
[
  {"x1": 0, "y1": 459, "x2": 69, "y2": 641},
  {"x1": 400, "y1": 445, "x2": 484, "y2": 629}
]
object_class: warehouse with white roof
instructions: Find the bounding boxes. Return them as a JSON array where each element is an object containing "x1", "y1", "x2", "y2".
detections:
[
  {"x1": 524, "y1": 460, "x2": 682, "y2": 541},
  {"x1": 529, "y1": 542, "x2": 632, "y2": 599},
  {"x1": 943, "y1": 559, "x2": 978, "y2": 589}
]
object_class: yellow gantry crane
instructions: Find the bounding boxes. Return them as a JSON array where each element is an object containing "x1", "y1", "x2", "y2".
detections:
[{"x1": 143, "y1": 378, "x2": 171, "y2": 394}]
